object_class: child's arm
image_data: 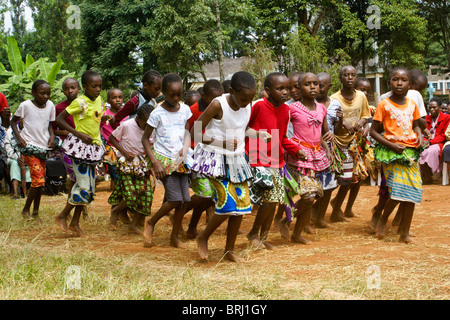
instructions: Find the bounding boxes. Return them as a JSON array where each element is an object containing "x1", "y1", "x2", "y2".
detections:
[
  {"x1": 370, "y1": 120, "x2": 405, "y2": 154},
  {"x1": 142, "y1": 125, "x2": 165, "y2": 180},
  {"x1": 56, "y1": 110, "x2": 94, "y2": 145},
  {"x1": 10, "y1": 115, "x2": 26, "y2": 148},
  {"x1": 176, "y1": 122, "x2": 192, "y2": 166},
  {"x1": 413, "y1": 119, "x2": 424, "y2": 149},
  {"x1": 109, "y1": 134, "x2": 134, "y2": 162},
  {"x1": 334, "y1": 106, "x2": 344, "y2": 134},
  {"x1": 245, "y1": 128, "x2": 272, "y2": 142},
  {"x1": 190, "y1": 99, "x2": 237, "y2": 151},
  {"x1": 47, "y1": 124, "x2": 56, "y2": 149}
]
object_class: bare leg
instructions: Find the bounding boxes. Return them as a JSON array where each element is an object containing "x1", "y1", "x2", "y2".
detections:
[
  {"x1": 398, "y1": 202, "x2": 415, "y2": 244},
  {"x1": 260, "y1": 203, "x2": 277, "y2": 250},
  {"x1": 128, "y1": 211, "x2": 144, "y2": 235},
  {"x1": 69, "y1": 205, "x2": 85, "y2": 237},
  {"x1": 143, "y1": 201, "x2": 179, "y2": 247},
  {"x1": 247, "y1": 202, "x2": 276, "y2": 248},
  {"x1": 55, "y1": 202, "x2": 75, "y2": 234},
  {"x1": 110, "y1": 202, "x2": 127, "y2": 230},
  {"x1": 314, "y1": 189, "x2": 332, "y2": 228},
  {"x1": 291, "y1": 198, "x2": 314, "y2": 244},
  {"x1": 197, "y1": 213, "x2": 228, "y2": 260},
  {"x1": 273, "y1": 204, "x2": 285, "y2": 230},
  {"x1": 369, "y1": 196, "x2": 387, "y2": 232},
  {"x1": 12, "y1": 179, "x2": 20, "y2": 199},
  {"x1": 375, "y1": 198, "x2": 399, "y2": 239},
  {"x1": 330, "y1": 185, "x2": 350, "y2": 222},
  {"x1": 170, "y1": 203, "x2": 187, "y2": 248},
  {"x1": 224, "y1": 215, "x2": 245, "y2": 262},
  {"x1": 344, "y1": 182, "x2": 360, "y2": 218},
  {"x1": 22, "y1": 186, "x2": 38, "y2": 219}
]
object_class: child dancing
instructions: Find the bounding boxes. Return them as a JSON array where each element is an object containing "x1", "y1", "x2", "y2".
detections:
[
  {"x1": 246, "y1": 72, "x2": 303, "y2": 249},
  {"x1": 11, "y1": 80, "x2": 56, "y2": 221},
  {"x1": 108, "y1": 104, "x2": 155, "y2": 234},
  {"x1": 191, "y1": 71, "x2": 265, "y2": 262},
  {"x1": 370, "y1": 67, "x2": 424, "y2": 244},
  {"x1": 142, "y1": 73, "x2": 192, "y2": 249},
  {"x1": 279, "y1": 72, "x2": 333, "y2": 244},
  {"x1": 54, "y1": 71, "x2": 111, "y2": 236}
]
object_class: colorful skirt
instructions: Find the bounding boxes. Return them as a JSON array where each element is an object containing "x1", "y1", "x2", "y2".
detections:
[
  {"x1": 19, "y1": 144, "x2": 48, "y2": 160},
  {"x1": 210, "y1": 178, "x2": 251, "y2": 216},
  {"x1": 191, "y1": 145, "x2": 253, "y2": 183},
  {"x1": 68, "y1": 160, "x2": 96, "y2": 205},
  {"x1": 154, "y1": 151, "x2": 189, "y2": 175},
  {"x1": 108, "y1": 170, "x2": 156, "y2": 216},
  {"x1": 375, "y1": 145, "x2": 422, "y2": 204},
  {"x1": 287, "y1": 164, "x2": 323, "y2": 199},
  {"x1": 249, "y1": 166, "x2": 300, "y2": 222},
  {"x1": 62, "y1": 134, "x2": 105, "y2": 164},
  {"x1": 189, "y1": 172, "x2": 215, "y2": 199}
]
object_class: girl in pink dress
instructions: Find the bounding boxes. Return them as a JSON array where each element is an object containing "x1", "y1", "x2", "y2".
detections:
[{"x1": 279, "y1": 72, "x2": 333, "y2": 244}]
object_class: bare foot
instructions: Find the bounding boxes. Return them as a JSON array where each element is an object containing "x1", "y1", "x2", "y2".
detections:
[
  {"x1": 279, "y1": 220, "x2": 290, "y2": 240},
  {"x1": 197, "y1": 237, "x2": 208, "y2": 260},
  {"x1": 291, "y1": 235, "x2": 311, "y2": 244},
  {"x1": 21, "y1": 210, "x2": 31, "y2": 219},
  {"x1": 185, "y1": 229, "x2": 199, "y2": 240},
  {"x1": 315, "y1": 219, "x2": 330, "y2": 228},
  {"x1": 273, "y1": 218, "x2": 281, "y2": 231},
  {"x1": 304, "y1": 224, "x2": 316, "y2": 234},
  {"x1": 375, "y1": 221, "x2": 386, "y2": 239},
  {"x1": 31, "y1": 213, "x2": 42, "y2": 224},
  {"x1": 399, "y1": 235, "x2": 416, "y2": 244},
  {"x1": 55, "y1": 215, "x2": 71, "y2": 235},
  {"x1": 344, "y1": 210, "x2": 358, "y2": 218},
  {"x1": 118, "y1": 211, "x2": 131, "y2": 224},
  {"x1": 330, "y1": 212, "x2": 349, "y2": 223},
  {"x1": 69, "y1": 224, "x2": 85, "y2": 237},
  {"x1": 263, "y1": 241, "x2": 276, "y2": 250},
  {"x1": 127, "y1": 225, "x2": 143, "y2": 236},
  {"x1": 170, "y1": 236, "x2": 186, "y2": 249},
  {"x1": 224, "y1": 251, "x2": 245, "y2": 263},
  {"x1": 247, "y1": 233, "x2": 263, "y2": 249},
  {"x1": 143, "y1": 222, "x2": 154, "y2": 247}
]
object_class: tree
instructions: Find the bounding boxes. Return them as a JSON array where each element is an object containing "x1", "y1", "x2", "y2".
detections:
[
  {"x1": 144, "y1": 0, "x2": 217, "y2": 83},
  {"x1": 417, "y1": 0, "x2": 450, "y2": 68},
  {"x1": 8, "y1": 0, "x2": 27, "y2": 45}
]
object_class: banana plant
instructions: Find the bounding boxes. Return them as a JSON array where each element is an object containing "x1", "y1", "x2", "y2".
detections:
[{"x1": 0, "y1": 36, "x2": 76, "y2": 112}]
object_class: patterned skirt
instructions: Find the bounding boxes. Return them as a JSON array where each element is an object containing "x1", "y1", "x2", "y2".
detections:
[
  {"x1": 69, "y1": 160, "x2": 96, "y2": 205},
  {"x1": 287, "y1": 164, "x2": 323, "y2": 200},
  {"x1": 210, "y1": 178, "x2": 251, "y2": 216},
  {"x1": 108, "y1": 171, "x2": 156, "y2": 216},
  {"x1": 62, "y1": 134, "x2": 105, "y2": 164}
]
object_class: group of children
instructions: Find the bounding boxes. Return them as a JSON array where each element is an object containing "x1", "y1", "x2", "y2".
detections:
[{"x1": 0, "y1": 64, "x2": 431, "y2": 262}]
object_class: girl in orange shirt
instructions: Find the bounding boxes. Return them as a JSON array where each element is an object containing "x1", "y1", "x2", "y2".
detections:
[{"x1": 370, "y1": 67, "x2": 424, "y2": 244}]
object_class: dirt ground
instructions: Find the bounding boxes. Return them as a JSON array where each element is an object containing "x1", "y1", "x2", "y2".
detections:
[{"x1": 7, "y1": 179, "x2": 450, "y2": 299}]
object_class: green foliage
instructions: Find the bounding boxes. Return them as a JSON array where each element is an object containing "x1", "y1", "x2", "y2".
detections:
[
  {"x1": 0, "y1": 36, "x2": 78, "y2": 112},
  {"x1": 241, "y1": 42, "x2": 276, "y2": 94}
]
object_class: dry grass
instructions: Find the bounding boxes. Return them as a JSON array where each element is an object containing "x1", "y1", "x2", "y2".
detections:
[{"x1": 0, "y1": 182, "x2": 449, "y2": 300}]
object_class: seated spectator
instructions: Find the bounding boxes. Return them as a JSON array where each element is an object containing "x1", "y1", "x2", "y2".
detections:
[
  {"x1": 419, "y1": 98, "x2": 450, "y2": 183},
  {"x1": 442, "y1": 119, "x2": 450, "y2": 170},
  {"x1": 4, "y1": 123, "x2": 31, "y2": 199}
]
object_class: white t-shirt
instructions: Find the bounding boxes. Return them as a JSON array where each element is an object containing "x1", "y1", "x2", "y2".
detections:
[
  {"x1": 14, "y1": 100, "x2": 56, "y2": 150},
  {"x1": 147, "y1": 103, "x2": 192, "y2": 160},
  {"x1": 380, "y1": 90, "x2": 427, "y2": 117}
]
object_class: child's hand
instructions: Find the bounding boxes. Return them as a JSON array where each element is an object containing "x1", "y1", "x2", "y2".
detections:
[
  {"x1": 423, "y1": 128, "x2": 431, "y2": 140},
  {"x1": 391, "y1": 143, "x2": 406, "y2": 155},
  {"x1": 297, "y1": 149, "x2": 308, "y2": 161},
  {"x1": 322, "y1": 131, "x2": 334, "y2": 142},
  {"x1": 259, "y1": 131, "x2": 272, "y2": 143},
  {"x1": 343, "y1": 122, "x2": 354, "y2": 135},
  {"x1": 224, "y1": 139, "x2": 238, "y2": 151},
  {"x1": 18, "y1": 157, "x2": 25, "y2": 167},
  {"x1": 422, "y1": 140, "x2": 430, "y2": 149},
  {"x1": 175, "y1": 148, "x2": 188, "y2": 166},
  {"x1": 353, "y1": 121, "x2": 364, "y2": 133},
  {"x1": 48, "y1": 137, "x2": 56, "y2": 149},
  {"x1": 336, "y1": 107, "x2": 343, "y2": 119},
  {"x1": 77, "y1": 132, "x2": 94, "y2": 145},
  {"x1": 17, "y1": 136, "x2": 27, "y2": 149},
  {"x1": 362, "y1": 125, "x2": 370, "y2": 137},
  {"x1": 124, "y1": 151, "x2": 134, "y2": 163},
  {"x1": 326, "y1": 149, "x2": 333, "y2": 163},
  {"x1": 152, "y1": 161, "x2": 166, "y2": 180}
]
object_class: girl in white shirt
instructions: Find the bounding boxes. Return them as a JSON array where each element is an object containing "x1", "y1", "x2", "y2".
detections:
[{"x1": 10, "y1": 80, "x2": 56, "y2": 221}]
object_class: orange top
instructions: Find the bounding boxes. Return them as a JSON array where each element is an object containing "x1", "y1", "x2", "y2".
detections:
[{"x1": 373, "y1": 97, "x2": 421, "y2": 148}]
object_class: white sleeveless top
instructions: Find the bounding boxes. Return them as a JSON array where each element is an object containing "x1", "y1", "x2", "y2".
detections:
[{"x1": 201, "y1": 94, "x2": 251, "y2": 156}]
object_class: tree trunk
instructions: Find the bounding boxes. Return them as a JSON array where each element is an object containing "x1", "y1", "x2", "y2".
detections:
[{"x1": 215, "y1": 0, "x2": 224, "y2": 82}]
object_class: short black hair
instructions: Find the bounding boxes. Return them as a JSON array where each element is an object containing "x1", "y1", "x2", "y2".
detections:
[
  {"x1": 429, "y1": 97, "x2": 442, "y2": 106},
  {"x1": 32, "y1": 79, "x2": 50, "y2": 92},
  {"x1": 62, "y1": 77, "x2": 80, "y2": 89},
  {"x1": 388, "y1": 66, "x2": 409, "y2": 81},
  {"x1": 81, "y1": 70, "x2": 101, "y2": 86},
  {"x1": 230, "y1": 71, "x2": 256, "y2": 92},
  {"x1": 137, "y1": 103, "x2": 154, "y2": 120},
  {"x1": 142, "y1": 70, "x2": 162, "y2": 85},
  {"x1": 264, "y1": 72, "x2": 286, "y2": 88},
  {"x1": 184, "y1": 90, "x2": 201, "y2": 100},
  {"x1": 162, "y1": 73, "x2": 182, "y2": 91},
  {"x1": 107, "y1": 88, "x2": 123, "y2": 101},
  {"x1": 222, "y1": 80, "x2": 231, "y2": 93},
  {"x1": 339, "y1": 65, "x2": 356, "y2": 77},
  {"x1": 203, "y1": 79, "x2": 224, "y2": 95},
  {"x1": 355, "y1": 77, "x2": 370, "y2": 87}
]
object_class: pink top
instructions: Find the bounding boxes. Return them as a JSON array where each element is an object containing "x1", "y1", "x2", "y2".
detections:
[
  {"x1": 287, "y1": 101, "x2": 329, "y2": 173},
  {"x1": 110, "y1": 118, "x2": 148, "y2": 158}
]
